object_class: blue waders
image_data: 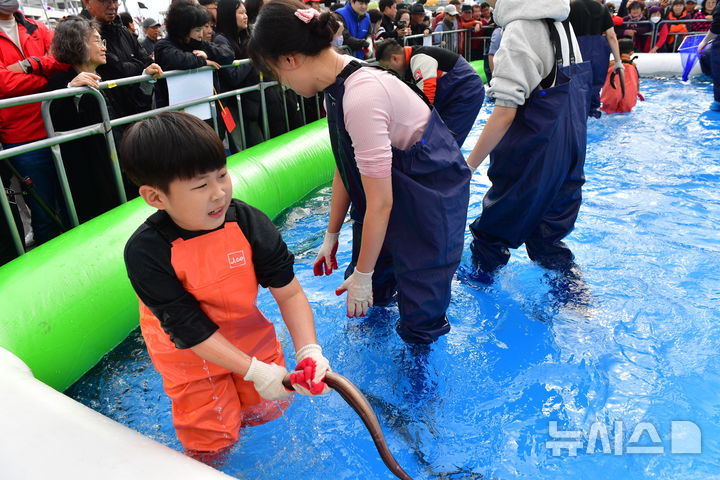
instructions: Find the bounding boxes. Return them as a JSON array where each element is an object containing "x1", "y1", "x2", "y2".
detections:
[
  {"x1": 469, "y1": 20, "x2": 592, "y2": 273},
  {"x1": 325, "y1": 61, "x2": 471, "y2": 344},
  {"x1": 712, "y1": 40, "x2": 720, "y2": 104},
  {"x1": 434, "y1": 56, "x2": 486, "y2": 147},
  {"x1": 576, "y1": 34, "x2": 610, "y2": 118}
]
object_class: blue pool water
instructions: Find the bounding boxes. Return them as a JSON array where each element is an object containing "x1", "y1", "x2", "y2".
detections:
[{"x1": 67, "y1": 77, "x2": 720, "y2": 479}]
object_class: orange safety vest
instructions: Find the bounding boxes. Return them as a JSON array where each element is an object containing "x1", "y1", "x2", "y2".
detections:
[
  {"x1": 139, "y1": 221, "x2": 285, "y2": 453},
  {"x1": 666, "y1": 11, "x2": 689, "y2": 46},
  {"x1": 600, "y1": 55, "x2": 643, "y2": 114}
]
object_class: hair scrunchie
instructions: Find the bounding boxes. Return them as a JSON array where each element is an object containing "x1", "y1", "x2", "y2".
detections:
[{"x1": 294, "y1": 7, "x2": 320, "y2": 23}]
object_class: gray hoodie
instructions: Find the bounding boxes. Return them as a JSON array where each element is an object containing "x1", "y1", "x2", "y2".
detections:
[{"x1": 489, "y1": 0, "x2": 583, "y2": 107}]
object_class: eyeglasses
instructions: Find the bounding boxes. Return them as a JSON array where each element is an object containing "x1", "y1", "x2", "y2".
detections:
[{"x1": 93, "y1": 38, "x2": 107, "y2": 48}]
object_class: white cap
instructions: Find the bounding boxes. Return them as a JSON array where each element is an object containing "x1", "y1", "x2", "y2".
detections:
[{"x1": 444, "y1": 4, "x2": 459, "y2": 16}]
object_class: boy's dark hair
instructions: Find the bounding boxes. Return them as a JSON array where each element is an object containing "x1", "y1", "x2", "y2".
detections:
[
  {"x1": 375, "y1": 38, "x2": 404, "y2": 62},
  {"x1": 368, "y1": 8, "x2": 383, "y2": 24},
  {"x1": 248, "y1": 0, "x2": 339, "y2": 76},
  {"x1": 628, "y1": 1, "x2": 644, "y2": 9},
  {"x1": 165, "y1": 1, "x2": 212, "y2": 40},
  {"x1": 480, "y1": 2, "x2": 490, "y2": 8},
  {"x1": 198, "y1": 0, "x2": 217, "y2": 6},
  {"x1": 378, "y1": 0, "x2": 394, "y2": 12},
  {"x1": 618, "y1": 37, "x2": 634, "y2": 55},
  {"x1": 120, "y1": 112, "x2": 226, "y2": 192}
]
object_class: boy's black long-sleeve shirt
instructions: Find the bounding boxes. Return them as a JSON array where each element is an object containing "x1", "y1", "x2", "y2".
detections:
[{"x1": 124, "y1": 199, "x2": 294, "y2": 349}]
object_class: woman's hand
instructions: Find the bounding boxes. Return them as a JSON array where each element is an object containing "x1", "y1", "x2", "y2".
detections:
[
  {"x1": 68, "y1": 71, "x2": 102, "y2": 88},
  {"x1": 336, "y1": 267, "x2": 373, "y2": 317},
  {"x1": 290, "y1": 344, "x2": 331, "y2": 395},
  {"x1": 313, "y1": 231, "x2": 339, "y2": 276},
  {"x1": 144, "y1": 63, "x2": 163, "y2": 78},
  {"x1": 206, "y1": 59, "x2": 221, "y2": 69},
  {"x1": 193, "y1": 49, "x2": 208, "y2": 59}
]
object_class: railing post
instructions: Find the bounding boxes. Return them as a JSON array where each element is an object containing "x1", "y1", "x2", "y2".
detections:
[
  {"x1": 235, "y1": 94, "x2": 247, "y2": 151},
  {"x1": 282, "y1": 86, "x2": 290, "y2": 133},
  {"x1": 40, "y1": 101, "x2": 80, "y2": 227},
  {"x1": 299, "y1": 94, "x2": 307, "y2": 126},
  {"x1": 88, "y1": 90, "x2": 127, "y2": 204},
  {"x1": 0, "y1": 168, "x2": 25, "y2": 256},
  {"x1": 259, "y1": 74, "x2": 270, "y2": 141},
  {"x1": 210, "y1": 101, "x2": 220, "y2": 136}
]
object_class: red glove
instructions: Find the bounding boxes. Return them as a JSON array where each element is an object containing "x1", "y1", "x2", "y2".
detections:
[
  {"x1": 290, "y1": 344, "x2": 331, "y2": 395},
  {"x1": 313, "y1": 231, "x2": 339, "y2": 276}
]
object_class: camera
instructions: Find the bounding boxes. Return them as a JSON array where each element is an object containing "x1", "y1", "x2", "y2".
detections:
[{"x1": 397, "y1": 20, "x2": 407, "y2": 29}]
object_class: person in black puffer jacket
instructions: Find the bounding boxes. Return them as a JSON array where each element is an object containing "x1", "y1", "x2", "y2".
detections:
[
  {"x1": 214, "y1": 0, "x2": 263, "y2": 149},
  {"x1": 154, "y1": 0, "x2": 234, "y2": 108},
  {"x1": 80, "y1": 0, "x2": 162, "y2": 120}
]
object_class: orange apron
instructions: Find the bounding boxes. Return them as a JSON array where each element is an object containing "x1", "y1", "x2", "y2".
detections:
[
  {"x1": 139, "y1": 221, "x2": 286, "y2": 453},
  {"x1": 601, "y1": 57, "x2": 642, "y2": 114}
]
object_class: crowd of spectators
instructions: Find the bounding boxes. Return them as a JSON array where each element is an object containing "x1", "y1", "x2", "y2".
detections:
[
  {"x1": 10, "y1": 0, "x2": 707, "y2": 267},
  {"x1": 609, "y1": 0, "x2": 715, "y2": 52},
  {"x1": 0, "y1": 0, "x2": 315, "y2": 265}
]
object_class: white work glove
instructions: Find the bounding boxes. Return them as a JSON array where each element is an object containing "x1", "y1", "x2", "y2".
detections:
[
  {"x1": 614, "y1": 60, "x2": 625, "y2": 71},
  {"x1": 313, "y1": 231, "x2": 339, "y2": 276},
  {"x1": 243, "y1": 357, "x2": 294, "y2": 401},
  {"x1": 335, "y1": 267, "x2": 373, "y2": 317},
  {"x1": 290, "y1": 344, "x2": 331, "y2": 395}
]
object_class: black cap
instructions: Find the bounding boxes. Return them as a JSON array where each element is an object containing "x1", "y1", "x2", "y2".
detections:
[
  {"x1": 410, "y1": 3, "x2": 425, "y2": 14},
  {"x1": 461, "y1": 4, "x2": 472, "y2": 12}
]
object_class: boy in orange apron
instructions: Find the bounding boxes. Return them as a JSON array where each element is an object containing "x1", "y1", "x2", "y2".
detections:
[
  {"x1": 121, "y1": 112, "x2": 330, "y2": 457},
  {"x1": 601, "y1": 38, "x2": 644, "y2": 114}
]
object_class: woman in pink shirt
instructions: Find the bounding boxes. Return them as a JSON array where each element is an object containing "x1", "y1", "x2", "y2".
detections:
[{"x1": 249, "y1": 0, "x2": 471, "y2": 344}]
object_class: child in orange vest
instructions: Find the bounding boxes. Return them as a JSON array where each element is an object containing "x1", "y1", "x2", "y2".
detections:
[
  {"x1": 601, "y1": 38, "x2": 645, "y2": 113},
  {"x1": 121, "y1": 112, "x2": 330, "y2": 458}
]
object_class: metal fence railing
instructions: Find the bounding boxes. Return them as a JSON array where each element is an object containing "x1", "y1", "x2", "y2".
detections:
[
  {"x1": 616, "y1": 18, "x2": 711, "y2": 52},
  {"x1": 0, "y1": 59, "x2": 324, "y2": 259},
  {"x1": 402, "y1": 27, "x2": 492, "y2": 62}
]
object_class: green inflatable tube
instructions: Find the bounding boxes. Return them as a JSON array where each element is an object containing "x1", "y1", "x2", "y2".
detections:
[
  {"x1": 469, "y1": 60, "x2": 487, "y2": 84},
  {"x1": 0, "y1": 119, "x2": 334, "y2": 392}
]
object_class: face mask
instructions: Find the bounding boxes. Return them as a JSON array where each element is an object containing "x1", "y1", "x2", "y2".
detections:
[
  {"x1": 0, "y1": 0, "x2": 19, "y2": 14},
  {"x1": 332, "y1": 36, "x2": 343, "y2": 48},
  {"x1": 650, "y1": 15, "x2": 661, "y2": 23}
]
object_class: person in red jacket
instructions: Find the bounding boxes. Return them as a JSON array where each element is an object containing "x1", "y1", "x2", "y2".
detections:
[{"x1": 1, "y1": 2, "x2": 69, "y2": 248}]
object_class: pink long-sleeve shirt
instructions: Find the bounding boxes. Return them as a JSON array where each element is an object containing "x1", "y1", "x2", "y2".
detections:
[{"x1": 339, "y1": 56, "x2": 430, "y2": 178}]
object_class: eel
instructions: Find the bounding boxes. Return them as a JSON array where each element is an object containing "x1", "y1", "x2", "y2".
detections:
[
  {"x1": 610, "y1": 68, "x2": 626, "y2": 98},
  {"x1": 282, "y1": 371, "x2": 414, "y2": 480}
]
